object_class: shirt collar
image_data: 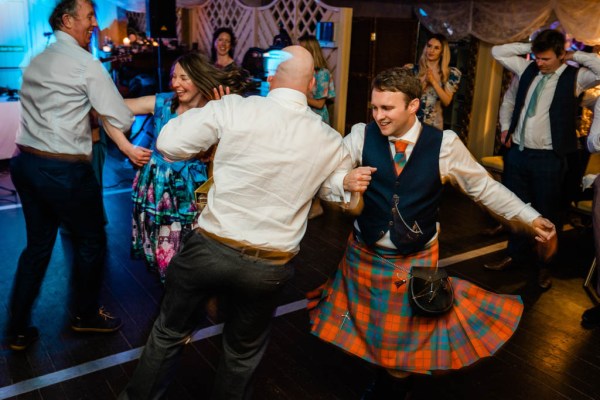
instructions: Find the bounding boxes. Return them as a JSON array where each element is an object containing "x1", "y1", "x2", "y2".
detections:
[
  {"x1": 267, "y1": 88, "x2": 308, "y2": 108},
  {"x1": 545, "y1": 63, "x2": 567, "y2": 77},
  {"x1": 54, "y1": 30, "x2": 80, "y2": 47},
  {"x1": 388, "y1": 119, "x2": 421, "y2": 145}
]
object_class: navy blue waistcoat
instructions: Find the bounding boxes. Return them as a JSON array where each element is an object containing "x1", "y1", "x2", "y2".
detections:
[
  {"x1": 508, "y1": 62, "x2": 578, "y2": 156},
  {"x1": 356, "y1": 122, "x2": 443, "y2": 254}
]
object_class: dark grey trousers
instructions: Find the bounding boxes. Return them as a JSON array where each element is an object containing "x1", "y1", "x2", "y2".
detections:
[
  {"x1": 9, "y1": 152, "x2": 106, "y2": 335},
  {"x1": 119, "y1": 230, "x2": 294, "y2": 400},
  {"x1": 593, "y1": 175, "x2": 600, "y2": 295}
]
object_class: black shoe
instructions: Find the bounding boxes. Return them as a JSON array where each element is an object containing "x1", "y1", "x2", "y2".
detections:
[
  {"x1": 9, "y1": 326, "x2": 39, "y2": 351},
  {"x1": 482, "y1": 224, "x2": 504, "y2": 236},
  {"x1": 537, "y1": 268, "x2": 552, "y2": 291},
  {"x1": 71, "y1": 307, "x2": 122, "y2": 333},
  {"x1": 362, "y1": 370, "x2": 412, "y2": 400},
  {"x1": 582, "y1": 305, "x2": 600, "y2": 328},
  {"x1": 484, "y1": 256, "x2": 513, "y2": 271},
  {"x1": 361, "y1": 379, "x2": 377, "y2": 400}
]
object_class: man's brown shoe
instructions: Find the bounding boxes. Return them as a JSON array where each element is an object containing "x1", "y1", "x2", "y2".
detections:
[{"x1": 484, "y1": 256, "x2": 513, "y2": 271}]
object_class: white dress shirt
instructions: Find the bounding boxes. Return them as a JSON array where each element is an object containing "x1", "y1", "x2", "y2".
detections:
[
  {"x1": 499, "y1": 76, "x2": 519, "y2": 132},
  {"x1": 327, "y1": 119, "x2": 541, "y2": 248},
  {"x1": 587, "y1": 97, "x2": 600, "y2": 153},
  {"x1": 17, "y1": 31, "x2": 133, "y2": 156},
  {"x1": 157, "y1": 88, "x2": 351, "y2": 253},
  {"x1": 492, "y1": 42, "x2": 600, "y2": 150}
]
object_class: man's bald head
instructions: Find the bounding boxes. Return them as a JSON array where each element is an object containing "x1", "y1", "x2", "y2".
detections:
[{"x1": 268, "y1": 45, "x2": 315, "y2": 93}]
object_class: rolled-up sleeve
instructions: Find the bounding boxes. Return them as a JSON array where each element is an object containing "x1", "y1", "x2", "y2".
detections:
[
  {"x1": 499, "y1": 77, "x2": 518, "y2": 131},
  {"x1": 491, "y1": 42, "x2": 531, "y2": 77},
  {"x1": 156, "y1": 99, "x2": 221, "y2": 161},
  {"x1": 588, "y1": 98, "x2": 600, "y2": 153},
  {"x1": 86, "y1": 60, "x2": 133, "y2": 132},
  {"x1": 318, "y1": 144, "x2": 352, "y2": 202},
  {"x1": 573, "y1": 51, "x2": 600, "y2": 95},
  {"x1": 318, "y1": 123, "x2": 365, "y2": 203}
]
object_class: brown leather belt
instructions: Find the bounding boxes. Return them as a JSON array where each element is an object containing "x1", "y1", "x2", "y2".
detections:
[
  {"x1": 196, "y1": 228, "x2": 295, "y2": 265},
  {"x1": 18, "y1": 145, "x2": 91, "y2": 163}
]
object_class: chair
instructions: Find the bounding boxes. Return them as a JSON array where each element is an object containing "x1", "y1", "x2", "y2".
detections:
[
  {"x1": 584, "y1": 259, "x2": 596, "y2": 290},
  {"x1": 574, "y1": 152, "x2": 600, "y2": 297},
  {"x1": 480, "y1": 155, "x2": 504, "y2": 181},
  {"x1": 480, "y1": 156, "x2": 505, "y2": 235}
]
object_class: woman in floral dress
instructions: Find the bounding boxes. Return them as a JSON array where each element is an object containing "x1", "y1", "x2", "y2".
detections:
[
  {"x1": 106, "y1": 53, "x2": 245, "y2": 281},
  {"x1": 299, "y1": 34, "x2": 336, "y2": 125},
  {"x1": 404, "y1": 33, "x2": 461, "y2": 130}
]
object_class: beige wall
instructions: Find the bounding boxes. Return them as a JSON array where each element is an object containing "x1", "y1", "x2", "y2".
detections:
[{"x1": 467, "y1": 41, "x2": 503, "y2": 161}]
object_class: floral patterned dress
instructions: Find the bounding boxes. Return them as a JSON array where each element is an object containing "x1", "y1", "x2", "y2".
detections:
[
  {"x1": 406, "y1": 65, "x2": 462, "y2": 130},
  {"x1": 310, "y1": 68, "x2": 336, "y2": 125},
  {"x1": 131, "y1": 93, "x2": 207, "y2": 281}
]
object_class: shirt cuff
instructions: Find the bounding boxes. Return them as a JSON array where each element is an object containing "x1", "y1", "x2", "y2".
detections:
[{"x1": 518, "y1": 204, "x2": 541, "y2": 225}]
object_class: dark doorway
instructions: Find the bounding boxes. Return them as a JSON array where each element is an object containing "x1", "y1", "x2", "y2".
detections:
[{"x1": 345, "y1": 17, "x2": 419, "y2": 133}]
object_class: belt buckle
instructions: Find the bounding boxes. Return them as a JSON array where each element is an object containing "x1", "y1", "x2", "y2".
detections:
[{"x1": 241, "y1": 246, "x2": 261, "y2": 258}]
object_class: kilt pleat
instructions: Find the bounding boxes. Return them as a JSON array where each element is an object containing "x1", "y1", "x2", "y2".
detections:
[{"x1": 310, "y1": 234, "x2": 523, "y2": 374}]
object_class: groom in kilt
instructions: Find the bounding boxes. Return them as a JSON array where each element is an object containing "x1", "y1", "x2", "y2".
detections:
[{"x1": 309, "y1": 67, "x2": 557, "y2": 399}]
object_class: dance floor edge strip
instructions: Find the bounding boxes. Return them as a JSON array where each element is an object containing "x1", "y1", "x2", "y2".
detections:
[{"x1": 0, "y1": 299, "x2": 308, "y2": 399}]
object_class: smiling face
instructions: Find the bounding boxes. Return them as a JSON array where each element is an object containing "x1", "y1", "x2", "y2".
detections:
[
  {"x1": 533, "y1": 48, "x2": 564, "y2": 74},
  {"x1": 214, "y1": 32, "x2": 232, "y2": 57},
  {"x1": 62, "y1": 0, "x2": 97, "y2": 48},
  {"x1": 425, "y1": 38, "x2": 443, "y2": 62},
  {"x1": 171, "y1": 62, "x2": 201, "y2": 106},
  {"x1": 371, "y1": 89, "x2": 419, "y2": 138}
]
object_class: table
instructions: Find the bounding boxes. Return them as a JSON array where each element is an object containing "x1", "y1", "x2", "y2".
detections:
[{"x1": 0, "y1": 96, "x2": 20, "y2": 160}]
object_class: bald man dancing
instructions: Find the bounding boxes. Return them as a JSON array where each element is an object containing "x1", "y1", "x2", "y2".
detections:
[{"x1": 119, "y1": 46, "x2": 354, "y2": 400}]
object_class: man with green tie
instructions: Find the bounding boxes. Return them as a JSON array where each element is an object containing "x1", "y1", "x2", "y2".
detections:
[{"x1": 484, "y1": 29, "x2": 600, "y2": 290}]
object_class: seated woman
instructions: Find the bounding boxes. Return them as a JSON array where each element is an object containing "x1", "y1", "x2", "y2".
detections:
[
  {"x1": 211, "y1": 27, "x2": 237, "y2": 71},
  {"x1": 104, "y1": 53, "x2": 246, "y2": 281},
  {"x1": 298, "y1": 34, "x2": 336, "y2": 125},
  {"x1": 404, "y1": 33, "x2": 461, "y2": 130}
]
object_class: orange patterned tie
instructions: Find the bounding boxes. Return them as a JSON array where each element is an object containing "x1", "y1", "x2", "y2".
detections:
[{"x1": 394, "y1": 140, "x2": 409, "y2": 175}]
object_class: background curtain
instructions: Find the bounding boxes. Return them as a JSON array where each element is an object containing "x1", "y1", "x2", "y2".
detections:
[
  {"x1": 103, "y1": 0, "x2": 207, "y2": 13},
  {"x1": 107, "y1": 0, "x2": 600, "y2": 44},
  {"x1": 416, "y1": 0, "x2": 600, "y2": 45}
]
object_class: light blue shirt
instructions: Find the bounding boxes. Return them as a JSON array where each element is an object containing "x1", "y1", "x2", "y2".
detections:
[{"x1": 17, "y1": 31, "x2": 133, "y2": 155}]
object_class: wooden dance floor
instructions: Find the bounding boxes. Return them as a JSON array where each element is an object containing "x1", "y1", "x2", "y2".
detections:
[{"x1": 0, "y1": 145, "x2": 599, "y2": 399}]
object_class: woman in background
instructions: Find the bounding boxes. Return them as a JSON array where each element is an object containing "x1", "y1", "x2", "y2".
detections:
[
  {"x1": 211, "y1": 27, "x2": 237, "y2": 71},
  {"x1": 104, "y1": 53, "x2": 246, "y2": 281},
  {"x1": 298, "y1": 34, "x2": 336, "y2": 125},
  {"x1": 298, "y1": 34, "x2": 337, "y2": 219},
  {"x1": 404, "y1": 33, "x2": 461, "y2": 130}
]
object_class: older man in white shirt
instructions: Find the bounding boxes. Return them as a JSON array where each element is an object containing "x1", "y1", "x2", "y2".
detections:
[
  {"x1": 8, "y1": 0, "x2": 133, "y2": 352},
  {"x1": 119, "y1": 45, "x2": 353, "y2": 400}
]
